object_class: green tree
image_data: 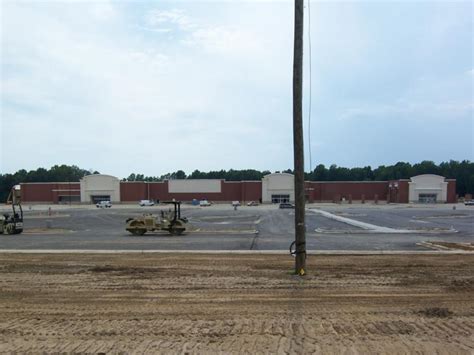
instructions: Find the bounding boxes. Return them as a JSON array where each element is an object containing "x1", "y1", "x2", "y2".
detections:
[
  {"x1": 175, "y1": 170, "x2": 186, "y2": 179},
  {"x1": 126, "y1": 173, "x2": 137, "y2": 181},
  {"x1": 412, "y1": 160, "x2": 439, "y2": 176},
  {"x1": 312, "y1": 164, "x2": 327, "y2": 181}
]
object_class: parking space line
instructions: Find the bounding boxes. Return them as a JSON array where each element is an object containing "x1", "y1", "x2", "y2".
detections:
[{"x1": 308, "y1": 208, "x2": 458, "y2": 234}]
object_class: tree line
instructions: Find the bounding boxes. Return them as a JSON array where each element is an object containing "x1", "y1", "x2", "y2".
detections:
[{"x1": 1, "y1": 160, "x2": 473, "y2": 202}]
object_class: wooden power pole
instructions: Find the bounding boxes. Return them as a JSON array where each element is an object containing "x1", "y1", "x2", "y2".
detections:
[{"x1": 293, "y1": 0, "x2": 306, "y2": 275}]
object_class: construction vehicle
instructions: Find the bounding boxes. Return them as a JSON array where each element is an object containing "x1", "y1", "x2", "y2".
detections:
[
  {"x1": 0, "y1": 185, "x2": 23, "y2": 235},
  {"x1": 125, "y1": 200, "x2": 188, "y2": 236}
]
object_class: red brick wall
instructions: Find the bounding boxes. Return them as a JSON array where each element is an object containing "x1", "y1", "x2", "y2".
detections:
[
  {"x1": 446, "y1": 180, "x2": 457, "y2": 203},
  {"x1": 241, "y1": 181, "x2": 262, "y2": 202},
  {"x1": 397, "y1": 180, "x2": 409, "y2": 203},
  {"x1": 21, "y1": 183, "x2": 52, "y2": 202},
  {"x1": 120, "y1": 182, "x2": 147, "y2": 202},
  {"x1": 148, "y1": 181, "x2": 169, "y2": 201},
  {"x1": 21, "y1": 183, "x2": 80, "y2": 203},
  {"x1": 387, "y1": 180, "x2": 409, "y2": 203},
  {"x1": 306, "y1": 181, "x2": 388, "y2": 202},
  {"x1": 220, "y1": 181, "x2": 241, "y2": 201}
]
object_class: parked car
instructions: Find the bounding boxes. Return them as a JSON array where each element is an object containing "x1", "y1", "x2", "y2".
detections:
[
  {"x1": 96, "y1": 200, "x2": 112, "y2": 208},
  {"x1": 232, "y1": 201, "x2": 241, "y2": 207},
  {"x1": 199, "y1": 200, "x2": 211, "y2": 207},
  {"x1": 139, "y1": 200, "x2": 155, "y2": 207},
  {"x1": 279, "y1": 202, "x2": 295, "y2": 209},
  {"x1": 247, "y1": 201, "x2": 259, "y2": 206},
  {"x1": 465, "y1": 200, "x2": 474, "y2": 206}
]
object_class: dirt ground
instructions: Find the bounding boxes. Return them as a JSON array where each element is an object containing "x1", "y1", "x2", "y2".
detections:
[{"x1": 0, "y1": 253, "x2": 473, "y2": 354}]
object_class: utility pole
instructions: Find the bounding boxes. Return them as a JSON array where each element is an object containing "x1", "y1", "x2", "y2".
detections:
[{"x1": 293, "y1": 0, "x2": 306, "y2": 275}]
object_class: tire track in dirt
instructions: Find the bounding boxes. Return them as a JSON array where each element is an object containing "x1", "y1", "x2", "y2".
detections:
[
  {"x1": 3, "y1": 315, "x2": 473, "y2": 352},
  {"x1": 0, "y1": 254, "x2": 473, "y2": 353}
]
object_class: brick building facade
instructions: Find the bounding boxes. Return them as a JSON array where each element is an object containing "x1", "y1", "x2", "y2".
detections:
[{"x1": 19, "y1": 174, "x2": 457, "y2": 204}]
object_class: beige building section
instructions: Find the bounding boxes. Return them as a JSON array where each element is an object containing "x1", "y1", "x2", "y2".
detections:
[
  {"x1": 168, "y1": 179, "x2": 222, "y2": 193},
  {"x1": 262, "y1": 173, "x2": 294, "y2": 203},
  {"x1": 408, "y1": 174, "x2": 448, "y2": 203},
  {"x1": 80, "y1": 174, "x2": 121, "y2": 203}
]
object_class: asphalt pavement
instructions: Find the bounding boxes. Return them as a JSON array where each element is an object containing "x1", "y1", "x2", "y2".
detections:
[{"x1": 0, "y1": 203, "x2": 472, "y2": 251}]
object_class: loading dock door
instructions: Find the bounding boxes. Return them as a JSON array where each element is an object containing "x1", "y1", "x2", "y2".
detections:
[{"x1": 419, "y1": 194, "x2": 437, "y2": 203}]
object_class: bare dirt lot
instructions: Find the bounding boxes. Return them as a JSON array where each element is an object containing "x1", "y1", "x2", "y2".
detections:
[{"x1": 1, "y1": 253, "x2": 473, "y2": 354}]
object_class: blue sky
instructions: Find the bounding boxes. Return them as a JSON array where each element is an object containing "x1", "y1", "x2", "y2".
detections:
[{"x1": 1, "y1": 0, "x2": 472, "y2": 177}]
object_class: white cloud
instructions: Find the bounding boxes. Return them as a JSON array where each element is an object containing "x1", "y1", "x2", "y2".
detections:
[
  {"x1": 338, "y1": 69, "x2": 473, "y2": 122},
  {"x1": 90, "y1": 1, "x2": 118, "y2": 21},
  {"x1": 145, "y1": 8, "x2": 261, "y2": 56},
  {"x1": 146, "y1": 9, "x2": 196, "y2": 31},
  {"x1": 183, "y1": 26, "x2": 259, "y2": 55},
  {"x1": 1, "y1": 2, "x2": 295, "y2": 175},
  {"x1": 1, "y1": 1, "x2": 472, "y2": 175},
  {"x1": 338, "y1": 101, "x2": 473, "y2": 122}
]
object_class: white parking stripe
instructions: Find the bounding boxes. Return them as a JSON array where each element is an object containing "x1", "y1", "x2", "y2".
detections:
[{"x1": 308, "y1": 208, "x2": 457, "y2": 234}]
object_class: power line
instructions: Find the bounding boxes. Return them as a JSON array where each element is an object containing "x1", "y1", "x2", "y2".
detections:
[{"x1": 307, "y1": 0, "x2": 313, "y2": 173}]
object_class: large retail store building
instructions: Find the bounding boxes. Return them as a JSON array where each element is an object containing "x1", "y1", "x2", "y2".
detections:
[{"x1": 19, "y1": 173, "x2": 456, "y2": 204}]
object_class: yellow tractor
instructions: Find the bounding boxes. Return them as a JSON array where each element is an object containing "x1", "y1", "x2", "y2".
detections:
[
  {"x1": 126, "y1": 200, "x2": 188, "y2": 236},
  {"x1": 0, "y1": 185, "x2": 23, "y2": 235}
]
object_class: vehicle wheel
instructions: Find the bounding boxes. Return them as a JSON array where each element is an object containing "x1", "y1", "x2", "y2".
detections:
[
  {"x1": 170, "y1": 228, "x2": 184, "y2": 236},
  {"x1": 13, "y1": 229, "x2": 23, "y2": 235},
  {"x1": 6, "y1": 223, "x2": 15, "y2": 235},
  {"x1": 170, "y1": 220, "x2": 185, "y2": 236},
  {"x1": 131, "y1": 229, "x2": 146, "y2": 236},
  {"x1": 128, "y1": 221, "x2": 146, "y2": 236}
]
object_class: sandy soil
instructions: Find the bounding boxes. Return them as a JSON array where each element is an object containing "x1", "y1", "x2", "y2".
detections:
[{"x1": 0, "y1": 253, "x2": 473, "y2": 354}]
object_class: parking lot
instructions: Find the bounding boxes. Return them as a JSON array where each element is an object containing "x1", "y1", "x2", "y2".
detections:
[{"x1": 1, "y1": 203, "x2": 472, "y2": 251}]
